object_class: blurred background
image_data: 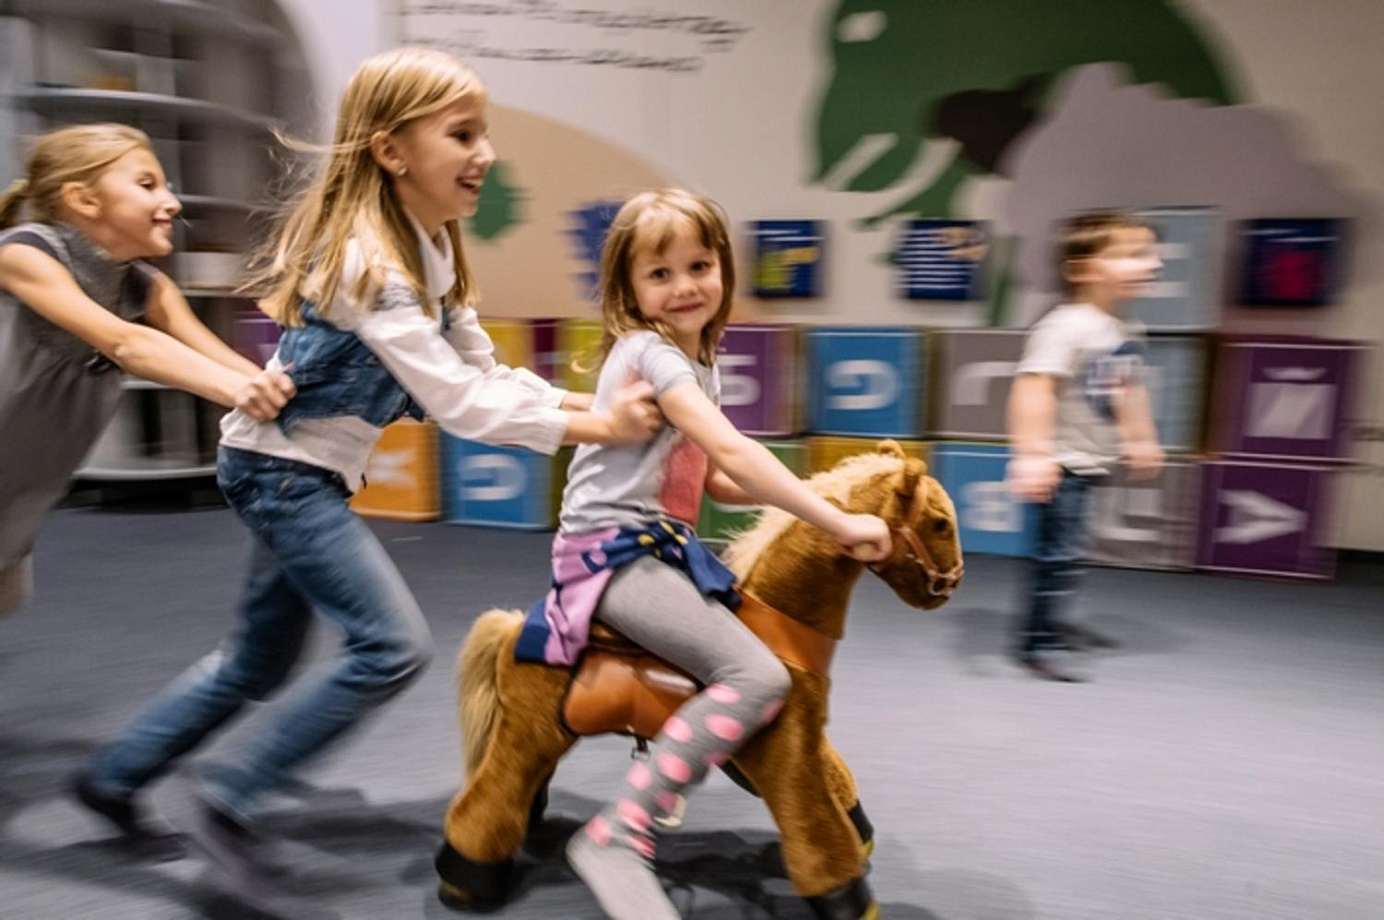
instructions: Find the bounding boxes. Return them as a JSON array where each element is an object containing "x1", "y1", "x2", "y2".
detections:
[
  {"x1": 2, "y1": 0, "x2": 1378, "y2": 564},
  {"x1": 1, "y1": 2, "x2": 1381, "y2": 919}
]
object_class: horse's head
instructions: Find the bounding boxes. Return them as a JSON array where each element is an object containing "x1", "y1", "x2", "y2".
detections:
[
  {"x1": 847, "y1": 441, "x2": 963, "y2": 611},
  {"x1": 723, "y1": 441, "x2": 963, "y2": 623}
]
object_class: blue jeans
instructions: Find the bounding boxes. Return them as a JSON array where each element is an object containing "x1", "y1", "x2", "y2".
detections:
[
  {"x1": 85, "y1": 447, "x2": 432, "y2": 820},
  {"x1": 1016, "y1": 470, "x2": 1094, "y2": 656}
]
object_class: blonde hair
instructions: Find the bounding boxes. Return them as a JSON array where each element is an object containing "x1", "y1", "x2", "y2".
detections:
[
  {"x1": 587, "y1": 189, "x2": 736, "y2": 369},
  {"x1": 0, "y1": 124, "x2": 153, "y2": 229},
  {"x1": 252, "y1": 47, "x2": 485, "y2": 326}
]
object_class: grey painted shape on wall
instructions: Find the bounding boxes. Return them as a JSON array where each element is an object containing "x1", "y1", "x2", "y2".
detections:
[{"x1": 999, "y1": 64, "x2": 1378, "y2": 294}]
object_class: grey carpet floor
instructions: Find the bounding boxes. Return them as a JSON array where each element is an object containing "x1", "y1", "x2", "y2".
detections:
[{"x1": 1, "y1": 507, "x2": 1381, "y2": 920}]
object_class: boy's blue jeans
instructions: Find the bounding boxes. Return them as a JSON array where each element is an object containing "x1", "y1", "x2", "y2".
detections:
[
  {"x1": 85, "y1": 447, "x2": 433, "y2": 821},
  {"x1": 1017, "y1": 469, "x2": 1095, "y2": 656}
]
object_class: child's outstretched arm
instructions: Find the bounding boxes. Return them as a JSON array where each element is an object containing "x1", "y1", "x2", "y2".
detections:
[
  {"x1": 1114, "y1": 383, "x2": 1164, "y2": 479},
  {"x1": 141, "y1": 272, "x2": 268, "y2": 378},
  {"x1": 0, "y1": 244, "x2": 293, "y2": 421},
  {"x1": 659, "y1": 380, "x2": 890, "y2": 562},
  {"x1": 352, "y1": 294, "x2": 660, "y2": 452},
  {"x1": 705, "y1": 460, "x2": 754, "y2": 506},
  {"x1": 1006, "y1": 372, "x2": 1062, "y2": 502},
  {"x1": 442, "y1": 305, "x2": 595, "y2": 409}
]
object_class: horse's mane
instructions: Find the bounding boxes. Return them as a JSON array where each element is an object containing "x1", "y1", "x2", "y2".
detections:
[{"x1": 721, "y1": 451, "x2": 904, "y2": 580}]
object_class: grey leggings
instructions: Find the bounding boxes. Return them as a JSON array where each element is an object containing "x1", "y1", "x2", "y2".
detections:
[{"x1": 585, "y1": 556, "x2": 790, "y2": 856}]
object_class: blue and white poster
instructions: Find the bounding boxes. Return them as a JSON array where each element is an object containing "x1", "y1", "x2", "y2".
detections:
[{"x1": 897, "y1": 220, "x2": 988, "y2": 301}]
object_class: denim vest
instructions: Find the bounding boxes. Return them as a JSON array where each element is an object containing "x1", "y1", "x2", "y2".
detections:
[{"x1": 274, "y1": 301, "x2": 451, "y2": 435}]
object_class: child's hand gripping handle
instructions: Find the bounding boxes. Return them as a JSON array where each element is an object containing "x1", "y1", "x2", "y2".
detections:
[{"x1": 834, "y1": 513, "x2": 893, "y2": 563}]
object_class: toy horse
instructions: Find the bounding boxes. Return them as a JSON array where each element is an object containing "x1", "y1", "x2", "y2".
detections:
[{"x1": 438, "y1": 441, "x2": 963, "y2": 919}]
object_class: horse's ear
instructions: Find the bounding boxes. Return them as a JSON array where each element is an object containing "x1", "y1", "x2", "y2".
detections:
[
  {"x1": 877, "y1": 439, "x2": 905, "y2": 459},
  {"x1": 897, "y1": 457, "x2": 925, "y2": 501}
]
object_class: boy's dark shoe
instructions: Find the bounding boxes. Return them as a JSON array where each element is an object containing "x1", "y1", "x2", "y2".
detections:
[
  {"x1": 1011, "y1": 649, "x2": 1086, "y2": 683},
  {"x1": 72, "y1": 772, "x2": 187, "y2": 861},
  {"x1": 1059, "y1": 623, "x2": 1120, "y2": 650}
]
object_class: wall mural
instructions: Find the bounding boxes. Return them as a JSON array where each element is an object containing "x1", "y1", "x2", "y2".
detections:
[
  {"x1": 407, "y1": 0, "x2": 1373, "y2": 323},
  {"x1": 810, "y1": 0, "x2": 1244, "y2": 322},
  {"x1": 384, "y1": 0, "x2": 1380, "y2": 553},
  {"x1": 1002, "y1": 65, "x2": 1375, "y2": 296},
  {"x1": 812, "y1": 0, "x2": 1237, "y2": 223},
  {"x1": 809, "y1": 0, "x2": 1376, "y2": 326}
]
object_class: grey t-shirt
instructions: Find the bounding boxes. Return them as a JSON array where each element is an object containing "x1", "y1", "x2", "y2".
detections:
[
  {"x1": 1014, "y1": 302, "x2": 1146, "y2": 475},
  {"x1": 560, "y1": 331, "x2": 720, "y2": 532},
  {"x1": 0, "y1": 222, "x2": 154, "y2": 568}
]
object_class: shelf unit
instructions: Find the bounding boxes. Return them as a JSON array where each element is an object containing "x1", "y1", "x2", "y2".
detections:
[
  {"x1": 13, "y1": 87, "x2": 281, "y2": 134},
  {"x1": 1, "y1": 0, "x2": 312, "y2": 482}
]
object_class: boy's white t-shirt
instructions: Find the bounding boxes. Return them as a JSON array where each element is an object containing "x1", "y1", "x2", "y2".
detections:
[
  {"x1": 1014, "y1": 302, "x2": 1146, "y2": 475},
  {"x1": 560, "y1": 331, "x2": 719, "y2": 533}
]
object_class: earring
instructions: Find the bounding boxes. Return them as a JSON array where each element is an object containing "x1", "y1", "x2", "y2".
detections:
[{"x1": 397, "y1": 166, "x2": 408, "y2": 177}]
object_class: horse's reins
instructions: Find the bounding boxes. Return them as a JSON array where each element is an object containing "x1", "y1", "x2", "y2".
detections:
[{"x1": 868, "y1": 475, "x2": 964, "y2": 598}]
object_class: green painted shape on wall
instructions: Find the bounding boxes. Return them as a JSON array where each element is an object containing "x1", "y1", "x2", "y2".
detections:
[
  {"x1": 813, "y1": 0, "x2": 1239, "y2": 217},
  {"x1": 467, "y1": 160, "x2": 525, "y2": 241}
]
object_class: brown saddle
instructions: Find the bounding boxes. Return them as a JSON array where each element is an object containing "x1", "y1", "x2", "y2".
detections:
[{"x1": 561, "y1": 591, "x2": 837, "y2": 739}]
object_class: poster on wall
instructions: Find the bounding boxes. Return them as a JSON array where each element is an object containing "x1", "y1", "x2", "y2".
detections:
[
  {"x1": 896, "y1": 220, "x2": 988, "y2": 301},
  {"x1": 1237, "y1": 218, "x2": 1347, "y2": 307},
  {"x1": 750, "y1": 220, "x2": 824, "y2": 298}
]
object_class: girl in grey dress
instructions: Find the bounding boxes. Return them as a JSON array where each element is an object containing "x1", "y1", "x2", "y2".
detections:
[{"x1": 0, "y1": 123, "x2": 295, "y2": 618}]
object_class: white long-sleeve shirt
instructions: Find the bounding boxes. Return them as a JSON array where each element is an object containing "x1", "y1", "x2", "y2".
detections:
[{"x1": 220, "y1": 213, "x2": 568, "y2": 491}]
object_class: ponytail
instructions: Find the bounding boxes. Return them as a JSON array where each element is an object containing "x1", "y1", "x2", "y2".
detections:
[{"x1": 0, "y1": 177, "x2": 31, "y2": 229}]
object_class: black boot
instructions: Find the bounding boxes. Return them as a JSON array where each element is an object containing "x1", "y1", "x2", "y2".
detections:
[
  {"x1": 436, "y1": 839, "x2": 514, "y2": 912},
  {"x1": 805, "y1": 876, "x2": 878, "y2": 919}
]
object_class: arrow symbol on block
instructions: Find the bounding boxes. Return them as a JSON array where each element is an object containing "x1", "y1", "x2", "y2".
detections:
[
  {"x1": 366, "y1": 449, "x2": 415, "y2": 489},
  {"x1": 1215, "y1": 490, "x2": 1305, "y2": 545}
]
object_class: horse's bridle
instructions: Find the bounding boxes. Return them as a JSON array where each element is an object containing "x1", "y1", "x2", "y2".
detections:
[{"x1": 868, "y1": 475, "x2": 964, "y2": 598}]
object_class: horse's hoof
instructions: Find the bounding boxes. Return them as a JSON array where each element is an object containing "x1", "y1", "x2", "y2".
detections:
[
  {"x1": 435, "y1": 841, "x2": 513, "y2": 912},
  {"x1": 805, "y1": 875, "x2": 878, "y2": 920},
  {"x1": 438, "y1": 880, "x2": 507, "y2": 914}
]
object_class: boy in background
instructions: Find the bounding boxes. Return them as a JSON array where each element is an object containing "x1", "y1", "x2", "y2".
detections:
[{"x1": 1007, "y1": 212, "x2": 1165, "y2": 682}]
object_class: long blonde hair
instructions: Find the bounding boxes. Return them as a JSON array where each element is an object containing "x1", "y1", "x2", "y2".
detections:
[
  {"x1": 0, "y1": 124, "x2": 153, "y2": 229},
  {"x1": 252, "y1": 47, "x2": 484, "y2": 326},
  {"x1": 589, "y1": 189, "x2": 736, "y2": 368}
]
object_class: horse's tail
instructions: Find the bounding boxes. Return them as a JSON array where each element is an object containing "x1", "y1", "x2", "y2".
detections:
[{"x1": 458, "y1": 608, "x2": 525, "y2": 778}]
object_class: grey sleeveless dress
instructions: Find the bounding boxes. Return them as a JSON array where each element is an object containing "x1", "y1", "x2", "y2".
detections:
[{"x1": 0, "y1": 221, "x2": 154, "y2": 613}]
